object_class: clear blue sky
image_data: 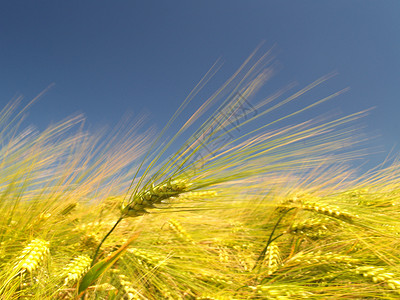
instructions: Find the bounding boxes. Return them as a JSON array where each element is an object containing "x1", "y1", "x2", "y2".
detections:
[{"x1": 1, "y1": 1, "x2": 399, "y2": 162}]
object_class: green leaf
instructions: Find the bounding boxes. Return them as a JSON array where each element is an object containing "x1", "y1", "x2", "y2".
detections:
[{"x1": 77, "y1": 232, "x2": 140, "y2": 296}]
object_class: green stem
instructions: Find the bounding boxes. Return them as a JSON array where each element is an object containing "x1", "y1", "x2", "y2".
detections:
[
  {"x1": 91, "y1": 216, "x2": 123, "y2": 266},
  {"x1": 253, "y1": 208, "x2": 294, "y2": 271}
]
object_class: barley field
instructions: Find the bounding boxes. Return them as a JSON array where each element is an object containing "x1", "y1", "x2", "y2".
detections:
[{"x1": 1, "y1": 52, "x2": 399, "y2": 299}]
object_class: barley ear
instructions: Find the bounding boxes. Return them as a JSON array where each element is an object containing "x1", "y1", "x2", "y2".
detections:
[
  {"x1": 117, "y1": 274, "x2": 142, "y2": 300},
  {"x1": 286, "y1": 218, "x2": 330, "y2": 239},
  {"x1": 355, "y1": 266, "x2": 400, "y2": 293},
  {"x1": 302, "y1": 201, "x2": 356, "y2": 223},
  {"x1": 63, "y1": 255, "x2": 92, "y2": 284},
  {"x1": 16, "y1": 238, "x2": 50, "y2": 274},
  {"x1": 262, "y1": 242, "x2": 281, "y2": 275},
  {"x1": 122, "y1": 179, "x2": 191, "y2": 217},
  {"x1": 168, "y1": 219, "x2": 195, "y2": 244},
  {"x1": 288, "y1": 251, "x2": 359, "y2": 266},
  {"x1": 248, "y1": 284, "x2": 312, "y2": 299}
]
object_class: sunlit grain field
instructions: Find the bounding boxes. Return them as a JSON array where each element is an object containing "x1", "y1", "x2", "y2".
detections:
[{"x1": 1, "y1": 51, "x2": 399, "y2": 299}]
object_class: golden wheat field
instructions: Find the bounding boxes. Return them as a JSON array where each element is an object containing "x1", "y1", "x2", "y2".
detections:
[{"x1": 1, "y1": 51, "x2": 400, "y2": 300}]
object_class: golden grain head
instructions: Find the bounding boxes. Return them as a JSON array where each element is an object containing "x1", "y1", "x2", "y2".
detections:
[
  {"x1": 356, "y1": 266, "x2": 400, "y2": 292},
  {"x1": 122, "y1": 179, "x2": 191, "y2": 217},
  {"x1": 178, "y1": 190, "x2": 218, "y2": 200},
  {"x1": 168, "y1": 219, "x2": 195, "y2": 244},
  {"x1": 117, "y1": 274, "x2": 141, "y2": 299},
  {"x1": 287, "y1": 218, "x2": 331, "y2": 239},
  {"x1": 196, "y1": 272, "x2": 234, "y2": 286},
  {"x1": 277, "y1": 193, "x2": 357, "y2": 222},
  {"x1": 302, "y1": 201, "x2": 356, "y2": 222},
  {"x1": 249, "y1": 284, "x2": 312, "y2": 299},
  {"x1": 63, "y1": 255, "x2": 92, "y2": 284},
  {"x1": 17, "y1": 238, "x2": 50, "y2": 273},
  {"x1": 290, "y1": 251, "x2": 359, "y2": 266},
  {"x1": 127, "y1": 247, "x2": 166, "y2": 269},
  {"x1": 262, "y1": 242, "x2": 281, "y2": 275}
]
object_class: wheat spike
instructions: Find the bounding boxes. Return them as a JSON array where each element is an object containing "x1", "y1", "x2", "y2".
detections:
[
  {"x1": 198, "y1": 296, "x2": 237, "y2": 300},
  {"x1": 355, "y1": 266, "x2": 400, "y2": 293},
  {"x1": 287, "y1": 218, "x2": 330, "y2": 239},
  {"x1": 217, "y1": 246, "x2": 230, "y2": 263},
  {"x1": 237, "y1": 252, "x2": 254, "y2": 272},
  {"x1": 79, "y1": 233, "x2": 100, "y2": 251},
  {"x1": 92, "y1": 179, "x2": 188, "y2": 264},
  {"x1": 59, "y1": 202, "x2": 78, "y2": 216},
  {"x1": 289, "y1": 251, "x2": 359, "y2": 266},
  {"x1": 126, "y1": 247, "x2": 166, "y2": 269},
  {"x1": 263, "y1": 242, "x2": 281, "y2": 275},
  {"x1": 63, "y1": 255, "x2": 92, "y2": 284},
  {"x1": 278, "y1": 193, "x2": 356, "y2": 222},
  {"x1": 302, "y1": 201, "x2": 355, "y2": 222},
  {"x1": 178, "y1": 190, "x2": 217, "y2": 199},
  {"x1": 16, "y1": 238, "x2": 50, "y2": 273},
  {"x1": 196, "y1": 272, "x2": 233, "y2": 287},
  {"x1": 248, "y1": 284, "x2": 312, "y2": 299},
  {"x1": 168, "y1": 219, "x2": 195, "y2": 244},
  {"x1": 122, "y1": 179, "x2": 191, "y2": 217},
  {"x1": 288, "y1": 218, "x2": 328, "y2": 233},
  {"x1": 117, "y1": 274, "x2": 142, "y2": 299}
]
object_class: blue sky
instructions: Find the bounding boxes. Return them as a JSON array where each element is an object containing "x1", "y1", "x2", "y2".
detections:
[{"x1": 1, "y1": 1, "x2": 399, "y2": 163}]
